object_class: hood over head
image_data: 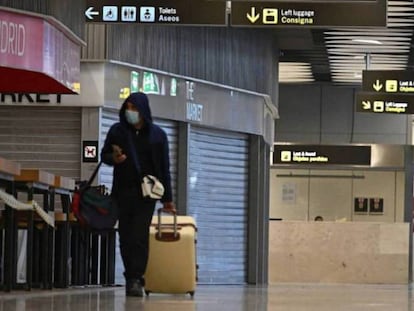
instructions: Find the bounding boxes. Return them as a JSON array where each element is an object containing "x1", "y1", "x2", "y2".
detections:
[{"x1": 119, "y1": 92, "x2": 153, "y2": 125}]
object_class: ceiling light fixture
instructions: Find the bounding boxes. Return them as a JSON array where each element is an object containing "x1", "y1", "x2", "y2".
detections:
[
  {"x1": 351, "y1": 39, "x2": 383, "y2": 45},
  {"x1": 279, "y1": 62, "x2": 314, "y2": 83}
]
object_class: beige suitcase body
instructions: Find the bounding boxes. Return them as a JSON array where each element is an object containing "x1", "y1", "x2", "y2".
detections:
[{"x1": 144, "y1": 210, "x2": 197, "y2": 296}]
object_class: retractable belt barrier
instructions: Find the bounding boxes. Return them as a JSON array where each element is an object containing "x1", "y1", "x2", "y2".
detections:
[{"x1": 0, "y1": 188, "x2": 54, "y2": 228}]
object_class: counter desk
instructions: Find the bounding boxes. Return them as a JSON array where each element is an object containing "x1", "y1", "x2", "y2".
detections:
[{"x1": 268, "y1": 220, "x2": 410, "y2": 284}]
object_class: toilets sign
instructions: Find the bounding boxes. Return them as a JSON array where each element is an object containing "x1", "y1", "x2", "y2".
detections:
[{"x1": 84, "y1": 0, "x2": 226, "y2": 25}]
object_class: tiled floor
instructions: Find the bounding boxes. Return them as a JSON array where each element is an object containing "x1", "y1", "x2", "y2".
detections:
[{"x1": 0, "y1": 283, "x2": 413, "y2": 311}]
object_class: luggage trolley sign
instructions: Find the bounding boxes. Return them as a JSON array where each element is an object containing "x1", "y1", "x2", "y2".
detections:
[{"x1": 231, "y1": 0, "x2": 386, "y2": 27}]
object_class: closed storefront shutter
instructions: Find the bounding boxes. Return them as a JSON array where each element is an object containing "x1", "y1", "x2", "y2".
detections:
[
  {"x1": 188, "y1": 126, "x2": 249, "y2": 284},
  {"x1": 0, "y1": 106, "x2": 81, "y2": 179},
  {"x1": 99, "y1": 108, "x2": 119, "y2": 189},
  {"x1": 152, "y1": 118, "x2": 178, "y2": 205},
  {"x1": 0, "y1": 105, "x2": 82, "y2": 284}
]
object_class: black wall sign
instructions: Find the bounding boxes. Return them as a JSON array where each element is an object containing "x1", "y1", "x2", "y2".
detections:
[
  {"x1": 369, "y1": 198, "x2": 384, "y2": 214},
  {"x1": 362, "y1": 70, "x2": 414, "y2": 94},
  {"x1": 354, "y1": 198, "x2": 368, "y2": 214},
  {"x1": 272, "y1": 144, "x2": 371, "y2": 166},
  {"x1": 85, "y1": 0, "x2": 226, "y2": 25},
  {"x1": 231, "y1": 0, "x2": 386, "y2": 27},
  {"x1": 356, "y1": 92, "x2": 414, "y2": 115},
  {"x1": 83, "y1": 140, "x2": 99, "y2": 163}
]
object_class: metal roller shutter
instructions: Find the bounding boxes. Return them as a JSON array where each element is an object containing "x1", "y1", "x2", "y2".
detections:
[
  {"x1": 0, "y1": 106, "x2": 81, "y2": 178},
  {"x1": 99, "y1": 109, "x2": 119, "y2": 190},
  {"x1": 0, "y1": 106, "x2": 82, "y2": 285},
  {"x1": 100, "y1": 108, "x2": 178, "y2": 284},
  {"x1": 152, "y1": 118, "x2": 178, "y2": 206},
  {"x1": 188, "y1": 126, "x2": 249, "y2": 284},
  {"x1": 0, "y1": 106, "x2": 81, "y2": 213}
]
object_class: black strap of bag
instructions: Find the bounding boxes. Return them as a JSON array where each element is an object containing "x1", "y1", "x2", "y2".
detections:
[{"x1": 86, "y1": 161, "x2": 103, "y2": 187}]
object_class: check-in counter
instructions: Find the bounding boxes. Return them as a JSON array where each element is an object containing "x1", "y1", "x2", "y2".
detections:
[{"x1": 268, "y1": 220, "x2": 410, "y2": 284}]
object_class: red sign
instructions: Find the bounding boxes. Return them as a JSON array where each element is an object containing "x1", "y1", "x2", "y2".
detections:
[
  {"x1": 0, "y1": 8, "x2": 82, "y2": 94},
  {"x1": 0, "y1": 10, "x2": 43, "y2": 70}
]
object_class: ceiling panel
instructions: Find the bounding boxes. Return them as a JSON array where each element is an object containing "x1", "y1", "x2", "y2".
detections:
[{"x1": 279, "y1": 0, "x2": 414, "y2": 84}]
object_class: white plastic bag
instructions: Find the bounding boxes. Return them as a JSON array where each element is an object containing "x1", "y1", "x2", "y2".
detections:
[{"x1": 141, "y1": 175, "x2": 164, "y2": 199}]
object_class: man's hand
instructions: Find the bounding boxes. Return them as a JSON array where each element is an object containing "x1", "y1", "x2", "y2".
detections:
[
  {"x1": 112, "y1": 144, "x2": 127, "y2": 164},
  {"x1": 162, "y1": 202, "x2": 176, "y2": 213}
]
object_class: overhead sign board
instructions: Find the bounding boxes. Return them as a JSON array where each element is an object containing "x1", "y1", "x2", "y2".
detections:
[
  {"x1": 84, "y1": 0, "x2": 226, "y2": 25},
  {"x1": 356, "y1": 92, "x2": 414, "y2": 115},
  {"x1": 272, "y1": 144, "x2": 371, "y2": 166},
  {"x1": 362, "y1": 70, "x2": 414, "y2": 94},
  {"x1": 231, "y1": 0, "x2": 386, "y2": 27}
]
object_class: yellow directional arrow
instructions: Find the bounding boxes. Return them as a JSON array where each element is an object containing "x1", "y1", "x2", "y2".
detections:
[
  {"x1": 362, "y1": 100, "x2": 371, "y2": 110},
  {"x1": 373, "y1": 80, "x2": 383, "y2": 92},
  {"x1": 247, "y1": 7, "x2": 260, "y2": 23}
]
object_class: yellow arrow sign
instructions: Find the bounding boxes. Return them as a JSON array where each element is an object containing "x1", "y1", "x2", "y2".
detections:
[
  {"x1": 362, "y1": 100, "x2": 371, "y2": 110},
  {"x1": 247, "y1": 7, "x2": 260, "y2": 23},
  {"x1": 372, "y1": 80, "x2": 383, "y2": 92}
]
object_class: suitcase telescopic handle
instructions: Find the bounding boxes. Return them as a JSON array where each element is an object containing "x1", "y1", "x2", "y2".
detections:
[{"x1": 157, "y1": 208, "x2": 178, "y2": 239}]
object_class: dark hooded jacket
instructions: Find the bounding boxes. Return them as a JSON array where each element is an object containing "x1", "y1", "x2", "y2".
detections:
[{"x1": 100, "y1": 92, "x2": 172, "y2": 203}]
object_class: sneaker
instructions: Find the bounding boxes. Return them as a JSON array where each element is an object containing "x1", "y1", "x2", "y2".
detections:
[{"x1": 126, "y1": 279, "x2": 143, "y2": 297}]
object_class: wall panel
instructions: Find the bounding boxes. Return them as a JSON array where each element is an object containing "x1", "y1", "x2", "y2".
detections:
[
  {"x1": 270, "y1": 168, "x2": 404, "y2": 223},
  {"x1": 277, "y1": 84, "x2": 409, "y2": 144},
  {"x1": 106, "y1": 25, "x2": 278, "y2": 101},
  {"x1": 309, "y1": 170, "x2": 353, "y2": 221},
  {"x1": 269, "y1": 169, "x2": 309, "y2": 220},
  {"x1": 0, "y1": 0, "x2": 84, "y2": 38}
]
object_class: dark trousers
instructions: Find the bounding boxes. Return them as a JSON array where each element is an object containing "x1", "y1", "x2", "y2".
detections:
[{"x1": 116, "y1": 190, "x2": 156, "y2": 284}]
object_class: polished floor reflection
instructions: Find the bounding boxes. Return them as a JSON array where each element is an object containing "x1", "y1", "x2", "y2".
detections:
[{"x1": 0, "y1": 283, "x2": 413, "y2": 311}]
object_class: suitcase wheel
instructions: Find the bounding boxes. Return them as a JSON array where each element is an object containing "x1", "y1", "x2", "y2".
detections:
[{"x1": 144, "y1": 290, "x2": 193, "y2": 297}]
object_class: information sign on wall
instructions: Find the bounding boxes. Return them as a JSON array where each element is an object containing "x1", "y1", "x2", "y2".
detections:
[
  {"x1": 369, "y1": 198, "x2": 384, "y2": 214},
  {"x1": 83, "y1": 140, "x2": 99, "y2": 163},
  {"x1": 272, "y1": 144, "x2": 371, "y2": 166},
  {"x1": 354, "y1": 197, "x2": 369, "y2": 214}
]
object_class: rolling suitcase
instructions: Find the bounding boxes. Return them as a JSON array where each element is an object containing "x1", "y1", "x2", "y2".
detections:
[{"x1": 144, "y1": 208, "x2": 197, "y2": 296}]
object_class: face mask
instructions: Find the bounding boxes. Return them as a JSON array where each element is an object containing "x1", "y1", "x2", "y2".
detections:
[{"x1": 125, "y1": 110, "x2": 140, "y2": 125}]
